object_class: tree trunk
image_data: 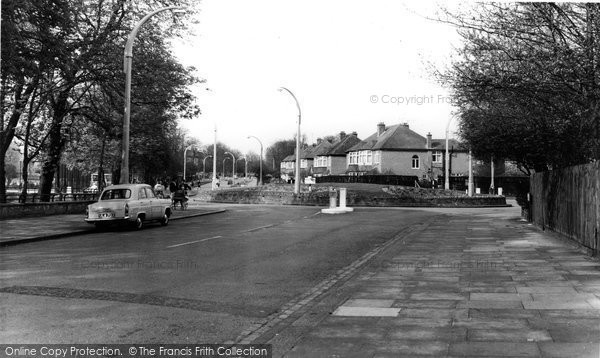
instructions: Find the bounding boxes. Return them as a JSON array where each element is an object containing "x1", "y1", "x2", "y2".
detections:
[
  {"x1": 97, "y1": 139, "x2": 106, "y2": 191},
  {"x1": 20, "y1": 157, "x2": 30, "y2": 203},
  {"x1": 0, "y1": 78, "x2": 36, "y2": 203},
  {"x1": 39, "y1": 93, "x2": 69, "y2": 202},
  {"x1": 0, "y1": 155, "x2": 6, "y2": 203}
]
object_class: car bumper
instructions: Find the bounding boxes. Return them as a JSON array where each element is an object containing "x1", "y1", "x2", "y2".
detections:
[{"x1": 85, "y1": 216, "x2": 131, "y2": 224}]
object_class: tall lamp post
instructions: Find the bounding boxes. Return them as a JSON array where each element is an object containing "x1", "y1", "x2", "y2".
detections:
[
  {"x1": 120, "y1": 6, "x2": 186, "y2": 184},
  {"x1": 444, "y1": 116, "x2": 454, "y2": 190},
  {"x1": 212, "y1": 126, "x2": 218, "y2": 189},
  {"x1": 278, "y1": 87, "x2": 301, "y2": 195},
  {"x1": 247, "y1": 135, "x2": 263, "y2": 185},
  {"x1": 224, "y1": 151, "x2": 235, "y2": 178},
  {"x1": 468, "y1": 148, "x2": 474, "y2": 197}
]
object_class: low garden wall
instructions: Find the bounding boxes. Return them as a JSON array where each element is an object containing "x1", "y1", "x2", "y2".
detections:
[
  {"x1": 0, "y1": 201, "x2": 94, "y2": 219},
  {"x1": 196, "y1": 188, "x2": 507, "y2": 207}
]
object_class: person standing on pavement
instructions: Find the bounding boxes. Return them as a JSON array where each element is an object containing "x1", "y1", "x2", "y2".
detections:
[
  {"x1": 169, "y1": 179, "x2": 177, "y2": 198},
  {"x1": 154, "y1": 181, "x2": 165, "y2": 198}
]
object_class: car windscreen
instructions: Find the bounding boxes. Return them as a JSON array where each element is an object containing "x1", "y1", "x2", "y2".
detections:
[{"x1": 100, "y1": 189, "x2": 131, "y2": 200}]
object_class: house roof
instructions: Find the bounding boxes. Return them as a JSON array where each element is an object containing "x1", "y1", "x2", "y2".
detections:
[
  {"x1": 348, "y1": 123, "x2": 467, "y2": 152},
  {"x1": 311, "y1": 139, "x2": 335, "y2": 156},
  {"x1": 431, "y1": 138, "x2": 467, "y2": 151},
  {"x1": 348, "y1": 124, "x2": 425, "y2": 151},
  {"x1": 300, "y1": 145, "x2": 318, "y2": 160},
  {"x1": 327, "y1": 133, "x2": 362, "y2": 156},
  {"x1": 282, "y1": 154, "x2": 295, "y2": 162}
]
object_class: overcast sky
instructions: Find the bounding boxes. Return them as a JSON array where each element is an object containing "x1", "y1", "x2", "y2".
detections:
[{"x1": 172, "y1": 0, "x2": 465, "y2": 155}]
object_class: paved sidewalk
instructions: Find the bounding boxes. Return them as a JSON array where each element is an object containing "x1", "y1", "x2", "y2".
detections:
[
  {"x1": 256, "y1": 208, "x2": 600, "y2": 357},
  {"x1": 0, "y1": 205, "x2": 225, "y2": 246}
]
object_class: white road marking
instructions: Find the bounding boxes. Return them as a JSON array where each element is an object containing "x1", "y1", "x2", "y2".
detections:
[
  {"x1": 166, "y1": 236, "x2": 222, "y2": 248},
  {"x1": 245, "y1": 224, "x2": 275, "y2": 232}
]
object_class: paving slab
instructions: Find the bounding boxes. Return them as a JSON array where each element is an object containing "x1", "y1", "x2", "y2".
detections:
[
  {"x1": 448, "y1": 342, "x2": 541, "y2": 357},
  {"x1": 467, "y1": 328, "x2": 552, "y2": 342},
  {"x1": 260, "y1": 206, "x2": 600, "y2": 357},
  {"x1": 538, "y1": 342, "x2": 600, "y2": 358}
]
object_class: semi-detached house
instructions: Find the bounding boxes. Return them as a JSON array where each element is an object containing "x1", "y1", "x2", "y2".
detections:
[{"x1": 346, "y1": 122, "x2": 469, "y2": 179}]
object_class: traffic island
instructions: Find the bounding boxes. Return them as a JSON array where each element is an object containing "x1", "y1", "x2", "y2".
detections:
[{"x1": 321, "y1": 187, "x2": 354, "y2": 214}]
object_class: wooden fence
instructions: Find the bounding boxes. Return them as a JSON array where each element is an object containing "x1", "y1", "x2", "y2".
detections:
[{"x1": 530, "y1": 162, "x2": 599, "y2": 254}]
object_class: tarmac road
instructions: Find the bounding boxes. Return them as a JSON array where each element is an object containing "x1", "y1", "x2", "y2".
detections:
[{"x1": 0, "y1": 205, "x2": 439, "y2": 344}]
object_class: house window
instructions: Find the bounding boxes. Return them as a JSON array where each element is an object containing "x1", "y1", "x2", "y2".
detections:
[
  {"x1": 349, "y1": 152, "x2": 358, "y2": 165},
  {"x1": 358, "y1": 150, "x2": 372, "y2": 165},
  {"x1": 300, "y1": 159, "x2": 308, "y2": 169},
  {"x1": 373, "y1": 151, "x2": 381, "y2": 164},
  {"x1": 315, "y1": 156, "x2": 327, "y2": 167},
  {"x1": 432, "y1": 151, "x2": 442, "y2": 163},
  {"x1": 411, "y1": 155, "x2": 420, "y2": 169}
]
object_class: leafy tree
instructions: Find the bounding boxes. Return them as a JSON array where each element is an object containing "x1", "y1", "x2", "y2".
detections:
[
  {"x1": 439, "y1": 3, "x2": 600, "y2": 173},
  {"x1": 1, "y1": 0, "x2": 199, "y2": 201},
  {"x1": 265, "y1": 138, "x2": 297, "y2": 175}
]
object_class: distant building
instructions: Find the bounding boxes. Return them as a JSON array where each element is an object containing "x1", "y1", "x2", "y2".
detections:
[{"x1": 313, "y1": 132, "x2": 362, "y2": 176}]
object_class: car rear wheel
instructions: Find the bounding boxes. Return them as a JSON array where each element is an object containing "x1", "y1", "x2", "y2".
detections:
[{"x1": 160, "y1": 213, "x2": 169, "y2": 226}]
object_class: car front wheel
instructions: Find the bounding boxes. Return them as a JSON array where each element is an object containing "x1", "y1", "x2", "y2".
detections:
[
  {"x1": 134, "y1": 216, "x2": 144, "y2": 230},
  {"x1": 160, "y1": 213, "x2": 169, "y2": 226}
]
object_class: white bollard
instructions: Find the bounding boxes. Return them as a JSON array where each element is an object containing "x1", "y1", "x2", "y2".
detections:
[
  {"x1": 329, "y1": 187, "x2": 337, "y2": 209},
  {"x1": 476, "y1": 187, "x2": 481, "y2": 194},
  {"x1": 339, "y1": 188, "x2": 347, "y2": 209},
  {"x1": 321, "y1": 187, "x2": 353, "y2": 214},
  {"x1": 329, "y1": 196, "x2": 337, "y2": 209},
  {"x1": 498, "y1": 187, "x2": 503, "y2": 196}
]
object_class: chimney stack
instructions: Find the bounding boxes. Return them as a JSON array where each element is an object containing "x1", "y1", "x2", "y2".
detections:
[
  {"x1": 377, "y1": 122, "x2": 386, "y2": 137},
  {"x1": 339, "y1": 131, "x2": 347, "y2": 140},
  {"x1": 426, "y1": 132, "x2": 432, "y2": 149},
  {"x1": 351, "y1": 131, "x2": 357, "y2": 136}
]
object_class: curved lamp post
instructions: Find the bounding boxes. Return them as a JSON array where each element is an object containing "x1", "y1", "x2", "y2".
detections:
[
  {"x1": 278, "y1": 87, "x2": 301, "y2": 195},
  {"x1": 203, "y1": 155, "x2": 213, "y2": 177},
  {"x1": 247, "y1": 135, "x2": 263, "y2": 185},
  {"x1": 224, "y1": 151, "x2": 235, "y2": 178},
  {"x1": 120, "y1": 6, "x2": 187, "y2": 184},
  {"x1": 183, "y1": 145, "x2": 197, "y2": 181},
  {"x1": 223, "y1": 157, "x2": 230, "y2": 177}
]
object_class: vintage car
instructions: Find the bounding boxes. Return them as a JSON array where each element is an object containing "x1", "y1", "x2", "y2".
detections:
[{"x1": 85, "y1": 184, "x2": 172, "y2": 229}]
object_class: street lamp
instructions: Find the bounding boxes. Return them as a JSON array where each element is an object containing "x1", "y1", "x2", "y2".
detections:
[
  {"x1": 223, "y1": 157, "x2": 230, "y2": 177},
  {"x1": 224, "y1": 151, "x2": 235, "y2": 178},
  {"x1": 247, "y1": 135, "x2": 263, "y2": 186},
  {"x1": 183, "y1": 145, "x2": 197, "y2": 181},
  {"x1": 120, "y1": 6, "x2": 187, "y2": 184},
  {"x1": 278, "y1": 87, "x2": 301, "y2": 195},
  {"x1": 203, "y1": 155, "x2": 213, "y2": 177}
]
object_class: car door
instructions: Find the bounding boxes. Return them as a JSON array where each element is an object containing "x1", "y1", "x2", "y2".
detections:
[
  {"x1": 146, "y1": 187, "x2": 163, "y2": 219},
  {"x1": 137, "y1": 187, "x2": 150, "y2": 219}
]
